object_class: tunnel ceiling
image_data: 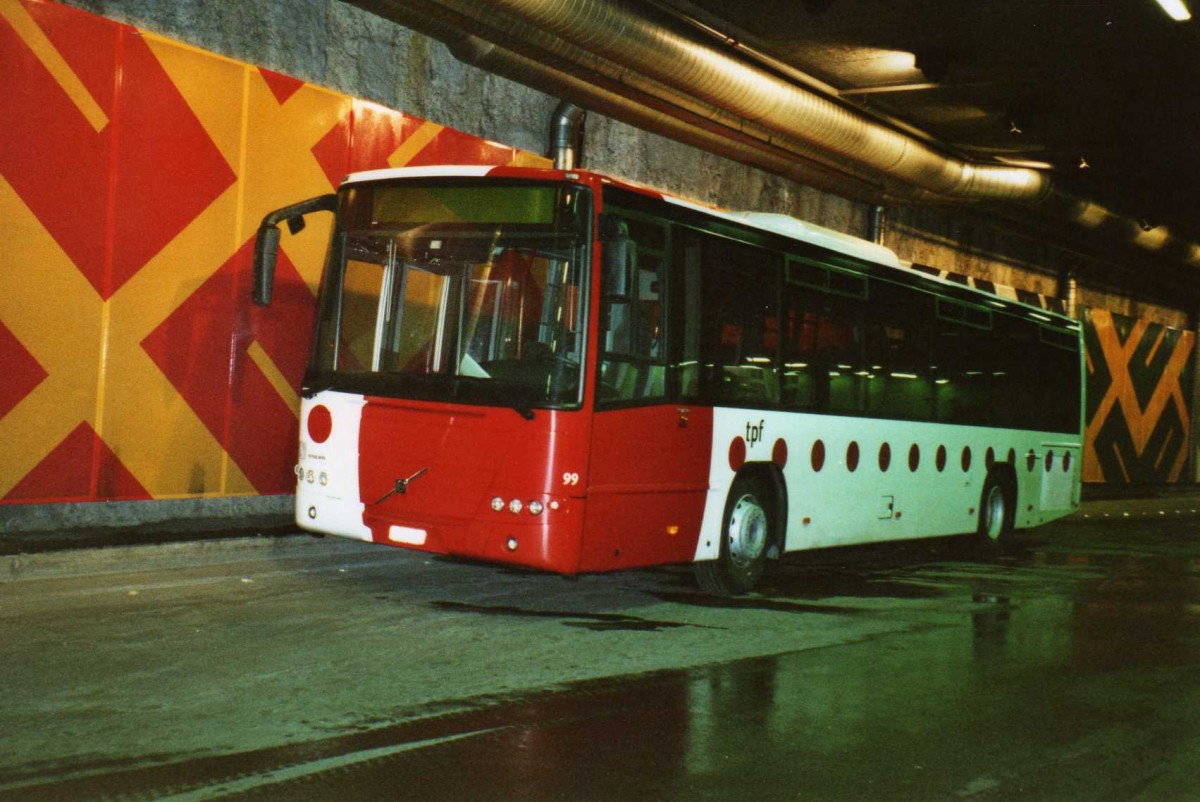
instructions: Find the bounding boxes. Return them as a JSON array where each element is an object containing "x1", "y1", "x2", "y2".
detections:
[
  {"x1": 662, "y1": 0, "x2": 1200, "y2": 246},
  {"x1": 348, "y1": 0, "x2": 1200, "y2": 280}
]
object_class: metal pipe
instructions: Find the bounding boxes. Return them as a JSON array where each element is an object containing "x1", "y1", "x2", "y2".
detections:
[
  {"x1": 1058, "y1": 269, "x2": 1078, "y2": 320},
  {"x1": 868, "y1": 205, "x2": 887, "y2": 245},
  {"x1": 464, "y1": 0, "x2": 1045, "y2": 202},
  {"x1": 550, "y1": 100, "x2": 585, "y2": 169},
  {"x1": 442, "y1": 29, "x2": 886, "y2": 200}
]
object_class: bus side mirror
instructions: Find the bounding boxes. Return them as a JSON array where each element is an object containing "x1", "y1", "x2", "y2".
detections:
[
  {"x1": 253, "y1": 224, "x2": 281, "y2": 306},
  {"x1": 251, "y1": 194, "x2": 337, "y2": 307},
  {"x1": 600, "y1": 216, "x2": 634, "y2": 300}
]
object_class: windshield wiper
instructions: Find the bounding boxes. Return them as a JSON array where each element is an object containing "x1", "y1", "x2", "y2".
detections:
[{"x1": 301, "y1": 379, "x2": 339, "y2": 398}]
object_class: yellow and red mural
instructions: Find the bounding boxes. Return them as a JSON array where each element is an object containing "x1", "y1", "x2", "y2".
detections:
[
  {"x1": 1, "y1": 1, "x2": 1194, "y2": 509},
  {"x1": 0, "y1": 0, "x2": 547, "y2": 505},
  {"x1": 1084, "y1": 309, "x2": 1194, "y2": 484}
]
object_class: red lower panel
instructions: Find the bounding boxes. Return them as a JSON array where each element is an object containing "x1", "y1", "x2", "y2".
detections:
[
  {"x1": 357, "y1": 398, "x2": 592, "y2": 573},
  {"x1": 578, "y1": 489, "x2": 708, "y2": 572},
  {"x1": 581, "y1": 405, "x2": 714, "y2": 572}
]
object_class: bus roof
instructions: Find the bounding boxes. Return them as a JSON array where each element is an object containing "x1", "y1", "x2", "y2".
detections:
[
  {"x1": 339, "y1": 165, "x2": 1070, "y2": 325},
  {"x1": 342, "y1": 165, "x2": 899, "y2": 266}
]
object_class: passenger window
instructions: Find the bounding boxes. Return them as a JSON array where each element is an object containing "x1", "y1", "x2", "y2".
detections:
[
  {"x1": 864, "y1": 282, "x2": 934, "y2": 420},
  {"x1": 598, "y1": 214, "x2": 668, "y2": 404},
  {"x1": 934, "y1": 300, "x2": 994, "y2": 425},
  {"x1": 695, "y1": 233, "x2": 780, "y2": 405},
  {"x1": 782, "y1": 285, "x2": 866, "y2": 413}
]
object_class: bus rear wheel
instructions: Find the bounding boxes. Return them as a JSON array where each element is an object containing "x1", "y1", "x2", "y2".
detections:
[
  {"x1": 695, "y1": 475, "x2": 773, "y2": 595},
  {"x1": 977, "y1": 473, "x2": 1014, "y2": 544}
]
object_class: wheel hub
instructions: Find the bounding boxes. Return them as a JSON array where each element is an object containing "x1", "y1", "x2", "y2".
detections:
[
  {"x1": 984, "y1": 485, "x2": 1006, "y2": 540},
  {"x1": 727, "y1": 494, "x2": 768, "y2": 567}
]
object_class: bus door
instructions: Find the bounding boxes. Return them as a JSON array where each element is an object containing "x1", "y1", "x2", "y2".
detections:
[{"x1": 583, "y1": 215, "x2": 712, "y2": 572}]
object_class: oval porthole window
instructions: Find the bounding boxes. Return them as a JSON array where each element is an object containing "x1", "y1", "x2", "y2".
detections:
[
  {"x1": 811, "y1": 440, "x2": 826, "y2": 472},
  {"x1": 908, "y1": 444, "x2": 920, "y2": 472},
  {"x1": 773, "y1": 438, "x2": 789, "y2": 468},
  {"x1": 936, "y1": 445, "x2": 947, "y2": 472},
  {"x1": 728, "y1": 437, "x2": 747, "y2": 471},
  {"x1": 878, "y1": 442, "x2": 892, "y2": 472},
  {"x1": 847, "y1": 441, "x2": 860, "y2": 472},
  {"x1": 961, "y1": 446, "x2": 972, "y2": 472}
]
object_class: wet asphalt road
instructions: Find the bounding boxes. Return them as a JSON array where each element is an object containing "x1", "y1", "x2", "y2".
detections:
[{"x1": 2, "y1": 498, "x2": 1199, "y2": 801}]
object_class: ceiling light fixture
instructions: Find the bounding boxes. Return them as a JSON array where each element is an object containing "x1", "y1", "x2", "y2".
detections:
[{"x1": 1155, "y1": 0, "x2": 1192, "y2": 21}]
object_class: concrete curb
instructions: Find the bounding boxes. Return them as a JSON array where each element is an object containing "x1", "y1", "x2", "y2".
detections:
[
  {"x1": 2, "y1": 533, "x2": 376, "y2": 584},
  {"x1": 5, "y1": 492, "x2": 1198, "y2": 583}
]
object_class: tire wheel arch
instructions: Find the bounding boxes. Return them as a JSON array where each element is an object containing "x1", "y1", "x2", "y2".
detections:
[
  {"x1": 978, "y1": 464, "x2": 1017, "y2": 543},
  {"x1": 695, "y1": 463, "x2": 786, "y2": 595}
]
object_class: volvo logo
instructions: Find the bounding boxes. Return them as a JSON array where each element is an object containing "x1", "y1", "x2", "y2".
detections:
[{"x1": 374, "y1": 467, "x2": 430, "y2": 505}]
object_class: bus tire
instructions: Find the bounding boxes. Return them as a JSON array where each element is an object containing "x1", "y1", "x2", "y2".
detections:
[
  {"x1": 977, "y1": 471, "x2": 1015, "y2": 544},
  {"x1": 695, "y1": 474, "x2": 773, "y2": 595}
]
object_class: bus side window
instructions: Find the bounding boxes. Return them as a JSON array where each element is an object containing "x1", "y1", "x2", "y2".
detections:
[
  {"x1": 782, "y1": 285, "x2": 865, "y2": 412},
  {"x1": 991, "y1": 314, "x2": 1039, "y2": 429},
  {"x1": 599, "y1": 214, "x2": 668, "y2": 404},
  {"x1": 864, "y1": 281, "x2": 934, "y2": 420},
  {"x1": 934, "y1": 300, "x2": 993, "y2": 426},
  {"x1": 697, "y1": 233, "x2": 781, "y2": 406}
]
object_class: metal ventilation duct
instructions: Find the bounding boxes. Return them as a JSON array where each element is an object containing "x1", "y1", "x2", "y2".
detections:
[{"x1": 349, "y1": 0, "x2": 1200, "y2": 268}]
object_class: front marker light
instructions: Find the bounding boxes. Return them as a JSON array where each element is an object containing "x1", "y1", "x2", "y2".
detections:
[
  {"x1": 490, "y1": 497, "x2": 505, "y2": 512},
  {"x1": 508, "y1": 499, "x2": 523, "y2": 514},
  {"x1": 528, "y1": 501, "x2": 544, "y2": 515}
]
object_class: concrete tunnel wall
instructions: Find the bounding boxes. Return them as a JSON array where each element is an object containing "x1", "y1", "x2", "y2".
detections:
[{"x1": 1, "y1": 0, "x2": 1195, "y2": 538}]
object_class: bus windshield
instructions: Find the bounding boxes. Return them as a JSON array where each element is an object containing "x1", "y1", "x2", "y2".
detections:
[{"x1": 309, "y1": 180, "x2": 591, "y2": 409}]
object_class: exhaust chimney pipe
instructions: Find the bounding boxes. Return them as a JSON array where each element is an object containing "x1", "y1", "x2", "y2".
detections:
[
  {"x1": 868, "y1": 205, "x2": 887, "y2": 245},
  {"x1": 550, "y1": 100, "x2": 585, "y2": 170}
]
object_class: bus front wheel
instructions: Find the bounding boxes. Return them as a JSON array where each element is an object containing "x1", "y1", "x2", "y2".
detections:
[{"x1": 695, "y1": 475, "x2": 773, "y2": 595}]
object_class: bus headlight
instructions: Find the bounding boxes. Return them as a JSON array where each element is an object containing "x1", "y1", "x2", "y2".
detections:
[
  {"x1": 490, "y1": 497, "x2": 505, "y2": 512},
  {"x1": 508, "y1": 499, "x2": 523, "y2": 514},
  {"x1": 528, "y1": 501, "x2": 544, "y2": 515}
]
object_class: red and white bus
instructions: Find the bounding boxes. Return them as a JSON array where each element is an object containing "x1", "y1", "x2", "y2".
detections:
[{"x1": 254, "y1": 165, "x2": 1083, "y2": 593}]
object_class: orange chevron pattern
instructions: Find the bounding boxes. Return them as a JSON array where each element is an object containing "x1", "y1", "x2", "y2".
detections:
[
  {"x1": 0, "y1": 0, "x2": 549, "y2": 504},
  {"x1": 1083, "y1": 308, "x2": 1195, "y2": 484}
]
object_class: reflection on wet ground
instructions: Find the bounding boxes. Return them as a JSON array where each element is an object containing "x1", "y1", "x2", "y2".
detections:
[
  {"x1": 287, "y1": 524, "x2": 1197, "y2": 801},
  {"x1": 4, "y1": 515, "x2": 1199, "y2": 801},
  {"x1": 429, "y1": 600, "x2": 702, "y2": 632}
]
